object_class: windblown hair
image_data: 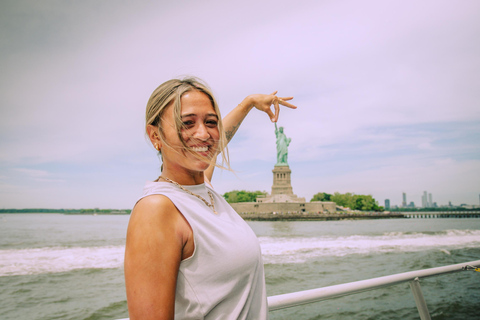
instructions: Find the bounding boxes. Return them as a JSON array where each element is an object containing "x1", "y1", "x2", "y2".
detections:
[{"x1": 145, "y1": 77, "x2": 230, "y2": 170}]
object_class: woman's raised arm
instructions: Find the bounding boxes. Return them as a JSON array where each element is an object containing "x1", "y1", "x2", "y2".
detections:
[{"x1": 204, "y1": 92, "x2": 297, "y2": 182}]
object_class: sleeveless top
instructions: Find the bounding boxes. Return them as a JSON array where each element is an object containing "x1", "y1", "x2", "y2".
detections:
[{"x1": 139, "y1": 181, "x2": 268, "y2": 320}]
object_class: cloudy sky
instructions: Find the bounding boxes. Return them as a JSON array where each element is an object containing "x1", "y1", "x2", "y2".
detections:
[{"x1": 1, "y1": 0, "x2": 479, "y2": 209}]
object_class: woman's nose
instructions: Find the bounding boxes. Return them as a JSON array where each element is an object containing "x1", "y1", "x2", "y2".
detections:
[{"x1": 193, "y1": 124, "x2": 210, "y2": 141}]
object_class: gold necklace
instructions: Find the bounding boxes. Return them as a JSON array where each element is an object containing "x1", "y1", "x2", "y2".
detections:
[{"x1": 159, "y1": 176, "x2": 217, "y2": 214}]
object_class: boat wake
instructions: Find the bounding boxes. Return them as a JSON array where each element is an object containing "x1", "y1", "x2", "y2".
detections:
[{"x1": 1, "y1": 229, "x2": 479, "y2": 276}]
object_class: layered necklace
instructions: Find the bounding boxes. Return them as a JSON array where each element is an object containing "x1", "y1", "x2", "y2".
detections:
[{"x1": 159, "y1": 176, "x2": 217, "y2": 214}]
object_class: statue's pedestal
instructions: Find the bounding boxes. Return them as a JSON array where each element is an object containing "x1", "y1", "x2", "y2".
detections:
[
  {"x1": 271, "y1": 165, "x2": 293, "y2": 195},
  {"x1": 256, "y1": 165, "x2": 305, "y2": 203}
]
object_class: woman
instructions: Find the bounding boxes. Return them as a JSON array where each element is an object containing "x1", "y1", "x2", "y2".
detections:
[{"x1": 124, "y1": 77, "x2": 296, "y2": 320}]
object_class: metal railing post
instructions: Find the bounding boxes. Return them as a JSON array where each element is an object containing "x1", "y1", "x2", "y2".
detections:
[{"x1": 409, "y1": 277, "x2": 431, "y2": 320}]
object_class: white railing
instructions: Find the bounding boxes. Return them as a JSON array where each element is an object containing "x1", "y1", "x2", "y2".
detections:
[
  {"x1": 118, "y1": 260, "x2": 480, "y2": 320},
  {"x1": 268, "y1": 260, "x2": 480, "y2": 319}
]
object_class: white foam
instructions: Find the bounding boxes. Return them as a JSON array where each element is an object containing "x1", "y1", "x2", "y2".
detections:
[
  {"x1": 1, "y1": 230, "x2": 479, "y2": 275},
  {"x1": 259, "y1": 229, "x2": 480, "y2": 264},
  {"x1": 0, "y1": 246, "x2": 124, "y2": 276}
]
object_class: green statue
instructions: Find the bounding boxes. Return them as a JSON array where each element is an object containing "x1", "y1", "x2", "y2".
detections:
[{"x1": 275, "y1": 123, "x2": 291, "y2": 166}]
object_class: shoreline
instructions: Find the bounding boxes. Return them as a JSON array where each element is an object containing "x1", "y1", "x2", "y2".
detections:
[{"x1": 239, "y1": 212, "x2": 405, "y2": 221}]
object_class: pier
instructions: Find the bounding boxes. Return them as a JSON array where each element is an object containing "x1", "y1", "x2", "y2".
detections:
[{"x1": 402, "y1": 211, "x2": 480, "y2": 219}]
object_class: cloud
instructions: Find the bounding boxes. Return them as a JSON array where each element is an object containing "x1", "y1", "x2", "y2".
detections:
[{"x1": 13, "y1": 168, "x2": 49, "y2": 178}]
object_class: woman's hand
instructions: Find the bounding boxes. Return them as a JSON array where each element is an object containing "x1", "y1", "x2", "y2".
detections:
[{"x1": 247, "y1": 91, "x2": 297, "y2": 122}]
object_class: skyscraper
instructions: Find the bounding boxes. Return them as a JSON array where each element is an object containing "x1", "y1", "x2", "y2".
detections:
[
  {"x1": 428, "y1": 193, "x2": 432, "y2": 208},
  {"x1": 385, "y1": 199, "x2": 390, "y2": 209},
  {"x1": 402, "y1": 192, "x2": 407, "y2": 208},
  {"x1": 422, "y1": 191, "x2": 428, "y2": 208}
]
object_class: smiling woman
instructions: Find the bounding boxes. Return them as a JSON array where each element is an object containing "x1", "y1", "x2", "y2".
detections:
[
  {"x1": 149, "y1": 90, "x2": 222, "y2": 183},
  {"x1": 144, "y1": 78, "x2": 228, "y2": 182},
  {"x1": 124, "y1": 77, "x2": 296, "y2": 320}
]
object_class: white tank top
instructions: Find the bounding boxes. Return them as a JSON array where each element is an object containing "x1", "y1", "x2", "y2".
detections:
[{"x1": 139, "y1": 181, "x2": 268, "y2": 320}]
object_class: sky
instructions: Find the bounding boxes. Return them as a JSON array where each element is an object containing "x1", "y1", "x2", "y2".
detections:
[{"x1": 1, "y1": 0, "x2": 479, "y2": 209}]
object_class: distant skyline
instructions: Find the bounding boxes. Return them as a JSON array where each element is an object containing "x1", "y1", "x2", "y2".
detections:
[
  {"x1": 385, "y1": 191, "x2": 480, "y2": 208},
  {"x1": 1, "y1": 0, "x2": 479, "y2": 209}
]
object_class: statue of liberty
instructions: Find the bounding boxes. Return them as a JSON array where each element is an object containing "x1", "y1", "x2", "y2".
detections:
[{"x1": 275, "y1": 123, "x2": 291, "y2": 166}]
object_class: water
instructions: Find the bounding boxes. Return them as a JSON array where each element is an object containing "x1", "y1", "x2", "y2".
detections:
[{"x1": 1, "y1": 214, "x2": 479, "y2": 320}]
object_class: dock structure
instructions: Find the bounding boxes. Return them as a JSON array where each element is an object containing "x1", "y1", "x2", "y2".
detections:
[{"x1": 402, "y1": 211, "x2": 480, "y2": 218}]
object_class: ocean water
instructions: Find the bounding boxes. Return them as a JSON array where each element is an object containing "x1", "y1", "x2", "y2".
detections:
[{"x1": 1, "y1": 214, "x2": 479, "y2": 320}]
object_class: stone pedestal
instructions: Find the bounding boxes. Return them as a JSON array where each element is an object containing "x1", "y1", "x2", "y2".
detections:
[
  {"x1": 256, "y1": 164, "x2": 305, "y2": 203},
  {"x1": 271, "y1": 165, "x2": 293, "y2": 195}
]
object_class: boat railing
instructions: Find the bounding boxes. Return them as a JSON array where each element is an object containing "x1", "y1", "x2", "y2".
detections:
[
  {"x1": 268, "y1": 259, "x2": 480, "y2": 319},
  {"x1": 118, "y1": 259, "x2": 480, "y2": 320}
]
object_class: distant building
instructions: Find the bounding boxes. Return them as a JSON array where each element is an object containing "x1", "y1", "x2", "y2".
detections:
[
  {"x1": 422, "y1": 191, "x2": 428, "y2": 208},
  {"x1": 402, "y1": 192, "x2": 407, "y2": 208},
  {"x1": 421, "y1": 191, "x2": 433, "y2": 208},
  {"x1": 408, "y1": 201, "x2": 415, "y2": 208},
  {"x1": 385, "y1": 199, "x2": 390, "y2": 209}
]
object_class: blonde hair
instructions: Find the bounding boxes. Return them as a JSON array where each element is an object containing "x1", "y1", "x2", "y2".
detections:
[{"x1": 146, "y1": 77, "x2": 230, "y2": 170}]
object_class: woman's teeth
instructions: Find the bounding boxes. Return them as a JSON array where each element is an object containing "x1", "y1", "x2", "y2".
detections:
[{"x1": 192, "y1": 146, "x2": 208, "y2": 152}]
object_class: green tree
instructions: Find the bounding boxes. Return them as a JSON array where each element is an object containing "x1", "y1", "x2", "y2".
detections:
[
  {"x1": 223, "y1": 190, "x2": 267, "y2": 203},
  {"x1": 326, "y1": 192, "x2": 383, "y2": 211},
  {"x1": 330, "y1": 192, "x2": 355, "y2": 209},
  {"x1": 310, "y1": 192, "x2": 332, "y2": 202}
]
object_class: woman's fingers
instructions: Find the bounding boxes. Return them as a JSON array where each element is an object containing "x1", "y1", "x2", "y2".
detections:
[
  {"x1": 251, "y1": 92, "x2": 296, "y2": 121},
  {"x1": 278, "y1": 99, "x2": 297, "y2": 109},
  {"x1": 273, "y1": 99, "x2": 280, "y2": 122},
  {"x1": 265, "y1": 107, "x2": 276, "y2": 122},
  {"x1": 274, "y1": 94, "x2": 297, "y2": 109}
]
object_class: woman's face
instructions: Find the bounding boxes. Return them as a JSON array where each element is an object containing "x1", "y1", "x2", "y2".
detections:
[{"x1": 160, "y1": 90, "x2": 220, "y2": 174}]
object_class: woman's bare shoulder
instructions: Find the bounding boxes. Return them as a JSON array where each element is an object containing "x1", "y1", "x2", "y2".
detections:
[
  {"x1": 128, "y1": 194, "x2": 180, "y2": 232},
  {"x1": 134, "y1": 194, "x2": 176, "y2": 213}
]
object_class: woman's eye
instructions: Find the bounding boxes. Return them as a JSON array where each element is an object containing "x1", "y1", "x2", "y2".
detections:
[
  {"x1": 206, "y1": 120, "x2": 218, "y2": 127},
  {"x1": 182, "y1": 121, "x2": 194, "y2": 127}
]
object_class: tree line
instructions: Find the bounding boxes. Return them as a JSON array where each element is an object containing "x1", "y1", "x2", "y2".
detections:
[
  {"x1": 223, "y1": 190, "x2": 268, "y2": 203},
  {"x1": 222, "y1": 190, "x2": 383, "y2": 211},
  {"x1": 311, "y1": 192, "x2": 383, "y2": 211}
]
